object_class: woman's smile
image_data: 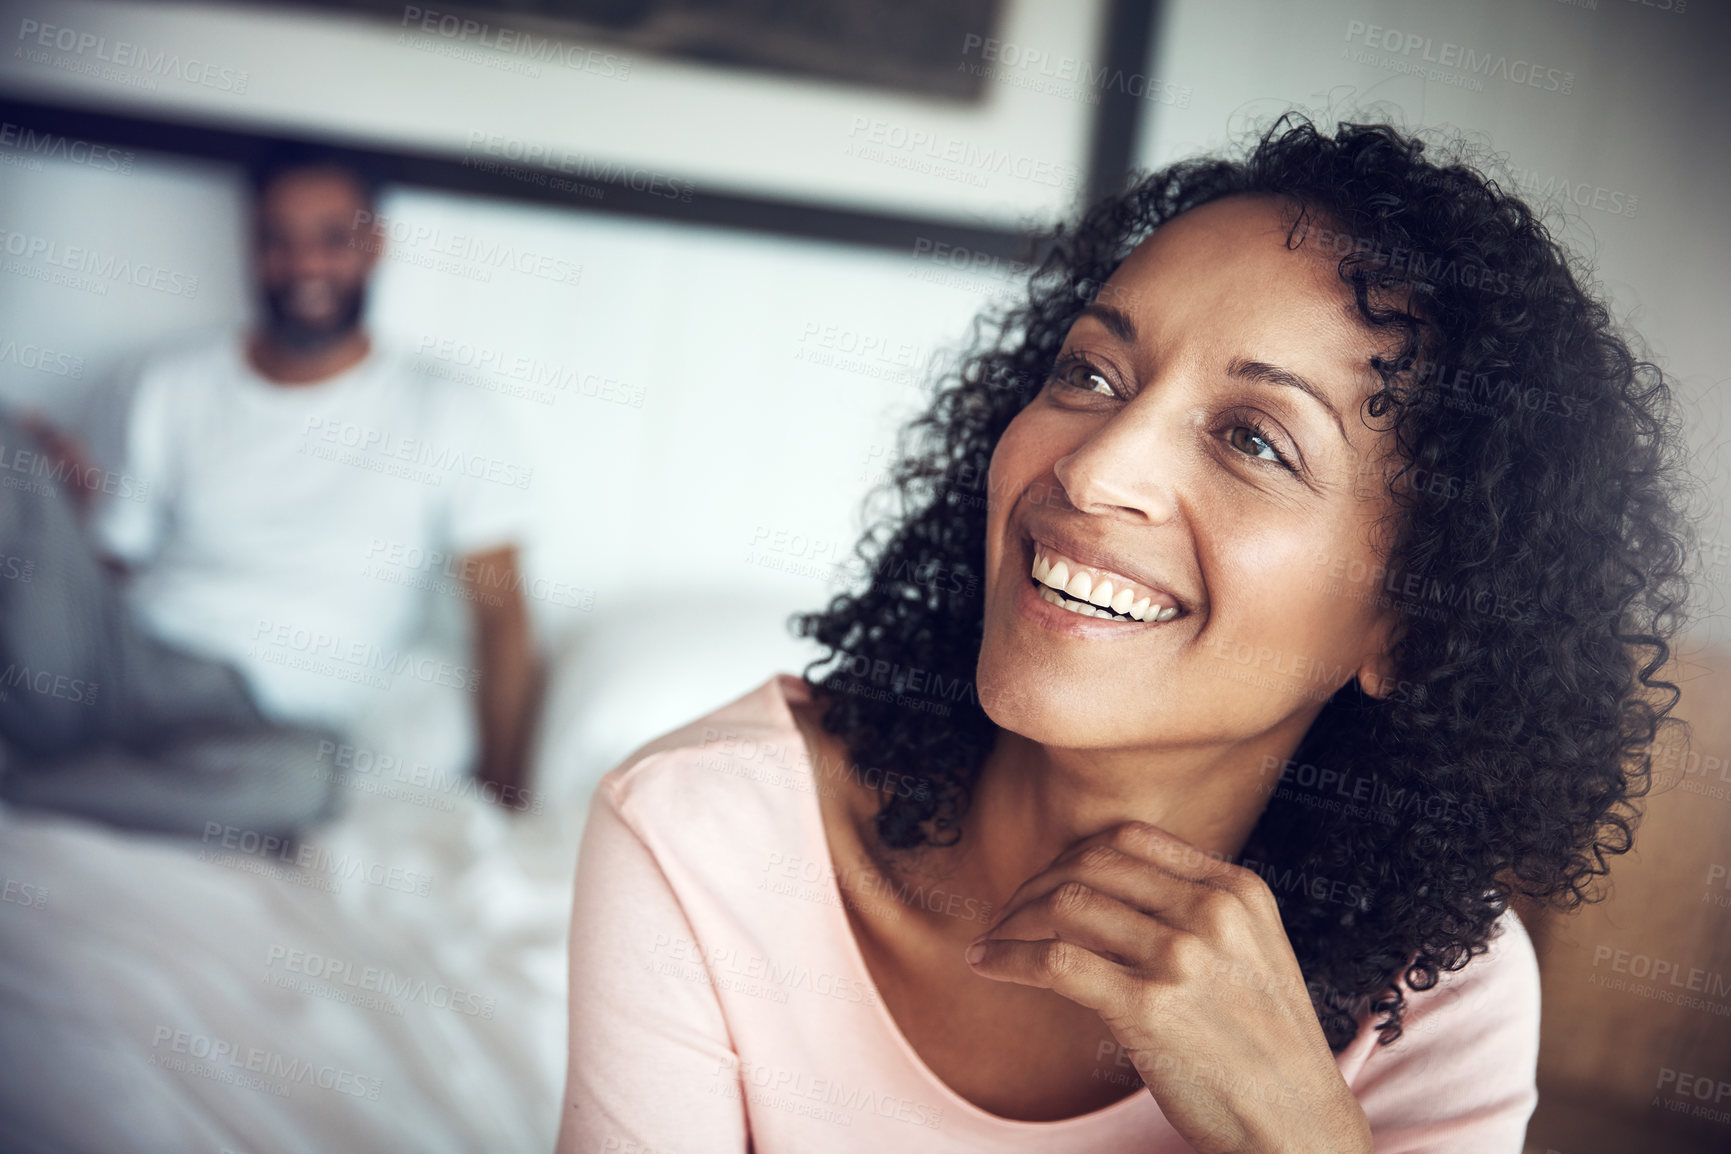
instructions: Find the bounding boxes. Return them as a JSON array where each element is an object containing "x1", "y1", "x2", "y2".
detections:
[
  {"x1": 1012, "y1": 527, "x2": 1193, "y2": 639},
  {"x1": 1031, "y1": 542, "x2": 1182, "y2": 623}
]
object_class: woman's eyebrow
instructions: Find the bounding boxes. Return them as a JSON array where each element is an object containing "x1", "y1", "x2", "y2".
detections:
[
  {"x1": 1226, "y1": 356, "x2": 1347, "y2": 440},
  {"x1": 1079, "y1": 302, "x2": 1138, "y2": 343}
]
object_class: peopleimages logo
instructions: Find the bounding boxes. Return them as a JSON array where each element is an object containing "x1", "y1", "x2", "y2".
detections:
[
  {"x1": 843, "y1": 118, "x2": 1083, "y2": 193},
  {"x1": 0, "y1": 122, "x2": 135, "y2": 173},
  {"x1": 264, "y1": 945, "x2": 497, "y2": 1019},
  {"x1": 1505, "y1": 166, "x2": 1639, "y2": 219},
  {"x1": 0, "y1": 227, "x2": 200, "y2": 297},
  {"x1": 462, "y1": 131, "x2": 692, "y2": 202},
  {"x1": 149, "y1": 1027, "x2": 380, "y2": 1100},
  {"x1": 0, "y1": 339, "x2": 83, "y2": 378},
  {"x1": 715, "y1": 1056, "x2": 946, "y2": 1130},
  {"x1": 399, "y1": 6, "x2": 631, "y2": 79},
  {"x1": 957, "y1": 33, "x2": 1192, "y2": 109},
  {"x1": 299, "y1": 416, "x2": 534, "y2": 489},
  {"x1": 1343, "y1": 21, "x2": 1574, "y2": 95},
  {"x1": 352, "y1": 211, "x2": 583, "y2": 287},
  {"x1": 15, "y1": 19, "x2": 249, "y2": 93},
  {"x1": 200, "y1": 821, "x2": 435, "y2": 897}
]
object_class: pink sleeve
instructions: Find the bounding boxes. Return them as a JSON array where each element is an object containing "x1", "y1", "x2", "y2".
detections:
[
  {"x1": 555, "y1": 767, "x2": 750, "y2": 1154},
  {"x1": 1349, "y1": 913, "x2": 1541, "y2": 1153}
]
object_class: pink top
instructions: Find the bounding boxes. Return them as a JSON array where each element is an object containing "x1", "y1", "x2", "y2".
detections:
[{"x1": 556, "y1": 675, "x2": 1540, "y2": 1153}]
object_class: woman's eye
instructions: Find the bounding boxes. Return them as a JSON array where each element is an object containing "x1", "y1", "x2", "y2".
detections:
[
  {"x1": 1226, "y1": 423, "x2": 1292, "y2": 468},
  {"x1": 1056, "y1": 360, "x2": 1116, "y2": 398}
]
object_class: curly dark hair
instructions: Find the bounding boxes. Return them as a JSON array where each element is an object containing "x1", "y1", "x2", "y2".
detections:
[{"x1": 791, "y1": 114, "x2": 1693, "y2": 1052}]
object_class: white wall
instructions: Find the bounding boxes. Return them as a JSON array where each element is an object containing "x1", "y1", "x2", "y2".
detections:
[
  {"x1": 1133, "y1": 0, "x2": 1731, "y2": 641},
  {"x1": 367, "y1": 183, "x2": 1004, "y2": 611}
]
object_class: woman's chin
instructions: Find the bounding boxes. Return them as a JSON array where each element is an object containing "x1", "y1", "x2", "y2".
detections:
[{"x1": 975, "y1": 660, "x2": 1134, "y2": 750}]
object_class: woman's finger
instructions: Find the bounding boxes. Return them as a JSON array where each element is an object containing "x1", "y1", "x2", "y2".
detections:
[
  {"x1": 986, "y1": 842, "x2": 1202, "y2": 935},
  {"x1": 974, "y1": 879, "x2": 1163, "y2": 968},
  {"x1": 1072, "y1": 821, "x2": 1241, "y2": 885},
  {"x1": 963, "y1": 932, "x2": 1133, "y2": 1011}
]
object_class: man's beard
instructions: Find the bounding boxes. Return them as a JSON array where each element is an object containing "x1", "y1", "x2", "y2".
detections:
[{"x1": 259, "y1": 281, "x2": 368, "y2": 352}]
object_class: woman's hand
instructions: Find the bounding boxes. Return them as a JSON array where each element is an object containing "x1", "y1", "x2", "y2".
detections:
[{"x1": 963, "y1": 821, "x2": 1373, "y2": 1154}]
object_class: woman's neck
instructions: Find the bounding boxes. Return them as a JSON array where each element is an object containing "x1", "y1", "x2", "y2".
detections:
[
  {"x1": 798, "y1": 689, "x2": 1312, "y2": 940},
  {"x1": 945, "y1": 722, "x2": 1308, "y2": 917}
]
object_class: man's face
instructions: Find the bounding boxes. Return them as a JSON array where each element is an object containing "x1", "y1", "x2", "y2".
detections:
[{"x1": 252, "y1": 168, "x2": 376, "y2": 350}]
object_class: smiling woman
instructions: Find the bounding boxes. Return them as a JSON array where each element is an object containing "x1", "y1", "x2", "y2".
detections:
[{"x1": 557, "y1": 116, "x2": 1692, "y2": 1154}]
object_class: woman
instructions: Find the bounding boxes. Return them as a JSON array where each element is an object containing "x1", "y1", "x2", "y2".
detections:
[{"x1": 556, "y1": 117, "x2": 1689, "y2": 1153}]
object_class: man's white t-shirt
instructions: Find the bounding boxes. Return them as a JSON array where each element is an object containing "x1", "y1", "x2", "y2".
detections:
[{"x1": 95, "y1": 335, "x2": 532, "y2": 731}]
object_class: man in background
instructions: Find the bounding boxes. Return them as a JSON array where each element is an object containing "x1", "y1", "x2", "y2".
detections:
[{"x1": 90, "y1": 144, "x2": 540, "y2": 810}]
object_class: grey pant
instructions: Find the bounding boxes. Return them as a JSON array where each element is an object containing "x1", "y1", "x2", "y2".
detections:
[{"x1": 0, "y1": 411, "x2": 339, "y2": 838}]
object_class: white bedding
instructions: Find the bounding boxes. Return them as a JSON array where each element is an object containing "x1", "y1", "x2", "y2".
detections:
[
  {"x1": 0, "y1": 771, "x2": 584, "y2": 1154},
  {"x1": 0, "y1": 595, "x2": 820, "y2": 1154}
]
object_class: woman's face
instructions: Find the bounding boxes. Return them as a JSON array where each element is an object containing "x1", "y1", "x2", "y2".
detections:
[{"x1": 977, "y1": 194, "x2": 1405, "y2": 754}]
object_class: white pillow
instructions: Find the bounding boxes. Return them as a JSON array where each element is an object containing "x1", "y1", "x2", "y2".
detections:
[{"x1": 527, "y1": 591, "x2": 825, "y2": 812}]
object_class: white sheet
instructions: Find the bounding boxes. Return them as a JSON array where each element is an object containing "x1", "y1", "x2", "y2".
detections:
[
  {"x1": 0, "y1": 783, "x2": 584, "y2": 1154},
  {"x1": 0, "y1": 594, "x2": 820, "y2": 1154}
]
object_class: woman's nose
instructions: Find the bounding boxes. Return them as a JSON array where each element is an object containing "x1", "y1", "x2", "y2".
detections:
[{"x1": 1051, "y1": 405, "x2": 1184, "y2": 526}]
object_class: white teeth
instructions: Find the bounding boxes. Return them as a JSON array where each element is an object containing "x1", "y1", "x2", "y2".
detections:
[
  {"x1": 1029, "y1": 544, "x2": 1185, "y2": 624},
  {"x1": 1041, "y1": 585, "x2": 1108, "y2": 620},
  {"x1": 1038, "y1": 583, "x2": 1182, "y2": 624}
]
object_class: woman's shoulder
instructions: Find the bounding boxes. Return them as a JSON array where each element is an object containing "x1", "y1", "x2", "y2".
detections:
[
  {"x1": 1398, "y1": 907, "x2": 1542, "y2": 1027},
  {"x1": 591, "y1": 672, "x2": 821, "y2": 846},
  {"x1": 1340, "y1": 908, "x2": 1541, "y2": 1137}
]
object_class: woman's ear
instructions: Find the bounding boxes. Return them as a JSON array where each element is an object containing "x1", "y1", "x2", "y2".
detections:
[{"x1": 1354, "y1": 607, "x2": 1405, "y2": 699}]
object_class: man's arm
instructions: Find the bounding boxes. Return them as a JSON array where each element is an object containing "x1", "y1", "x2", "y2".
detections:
[
  {"x1": 461, "y1": 544, "x2": 541, "y2": 808},
  {"x1": 14, "y1": 414, "x2": 130, "y2": 578}
]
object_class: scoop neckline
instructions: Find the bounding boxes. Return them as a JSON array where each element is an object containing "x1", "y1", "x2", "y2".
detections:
[{"x1": 763, "y1": 673, "x2": 1156, "y2": 1132}]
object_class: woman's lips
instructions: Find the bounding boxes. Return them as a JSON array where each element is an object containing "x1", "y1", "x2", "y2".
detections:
[{"x1": 1029, "y1": 541, "x2": 1182, "y2": 623}]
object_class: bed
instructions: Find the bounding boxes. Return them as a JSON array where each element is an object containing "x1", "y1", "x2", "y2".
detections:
[{"x1": 0, "y1": 592, "x2": 819, "y2": 1154}]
